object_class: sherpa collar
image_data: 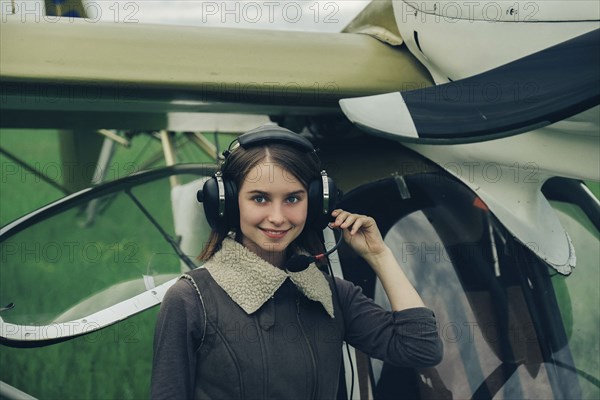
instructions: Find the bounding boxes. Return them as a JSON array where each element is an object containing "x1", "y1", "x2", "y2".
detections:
[{"x1": 203, "y1": 237, "x2": 334, "y2": 318}]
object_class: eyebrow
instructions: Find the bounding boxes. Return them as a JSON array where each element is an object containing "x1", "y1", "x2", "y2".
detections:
[{"x1": 247, "y1": 190, "x2": 306, "y2": 196}]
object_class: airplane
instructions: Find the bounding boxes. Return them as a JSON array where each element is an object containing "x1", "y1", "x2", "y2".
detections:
[{"x1": 0, "y1": 0, "x2": 598, "y2": 399}]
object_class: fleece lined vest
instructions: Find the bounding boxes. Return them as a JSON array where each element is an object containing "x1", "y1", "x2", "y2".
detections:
[{"x1": 184, "y1": 268, "x2": 346, "y2": 400}]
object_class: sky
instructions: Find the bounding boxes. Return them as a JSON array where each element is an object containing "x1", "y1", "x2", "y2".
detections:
[
  {"x1": 114, "y1": 0, "x2": 371, "y2": 31},
  {"x1": 2, "y1": 0, "x2": 371, "y2": 32}
]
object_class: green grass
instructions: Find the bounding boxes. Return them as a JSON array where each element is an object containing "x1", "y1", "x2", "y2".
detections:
[
  {"x1": 0, "y1": 130, "x2": 65, "y2": 225},
  {"x1": 0, "y1": 129, "x2": 234, "y2": 399},
  {"x1": 0, "y1": 310, "x2": 159, "y2": 399},
  {"x1": 585, "y1": 180, "x2": 600, "y2": 200}
]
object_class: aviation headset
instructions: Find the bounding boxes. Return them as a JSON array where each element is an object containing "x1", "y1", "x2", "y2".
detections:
[{"x1": 197, "y1": 125, "x2": 339, "y2": 233}]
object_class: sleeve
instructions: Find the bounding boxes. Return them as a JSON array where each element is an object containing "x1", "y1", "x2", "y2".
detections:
[
  {"x1": 335, "y1": 277, "x2": 443, "y2": 368},
  {"x1": 151, "y1": 278, "x2": 206, "y2": 400}
]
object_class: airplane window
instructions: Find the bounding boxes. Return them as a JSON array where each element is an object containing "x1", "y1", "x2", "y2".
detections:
[
  {"x1": 377, "y1": 210, "x2": 555, "y2": 399},
  {"x1": 336, "y1": 173, "x2": 597, "y2": 399},
  {"x1": 0, "y1": 184, "x2": 177, "y2": 326},
  {"x1": 0, "y1": 166, "x2": 213, "y2": 345}
]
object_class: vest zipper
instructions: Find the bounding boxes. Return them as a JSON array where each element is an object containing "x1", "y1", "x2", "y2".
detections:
[{"x1": 297, "y1": 297, "x2": 318, "y2": 400}]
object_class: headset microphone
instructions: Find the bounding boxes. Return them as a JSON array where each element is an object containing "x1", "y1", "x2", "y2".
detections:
[{"x1": 286, "y1": 228, "x2": 344, "y2": 273}]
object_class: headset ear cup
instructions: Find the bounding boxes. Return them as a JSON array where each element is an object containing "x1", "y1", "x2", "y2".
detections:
[
  {"x1": 200, "y1": 177, "x2": 220, "y2": 231},
  {"x1": 307, "y1": 175, "x2": 339, "y2": 230},
  {"x1": 200, "y1": 176, "x2": 239, "y2": 232}
]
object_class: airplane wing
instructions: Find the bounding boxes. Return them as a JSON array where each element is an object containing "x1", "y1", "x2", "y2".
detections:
[
  {"x1": 339, "y1": 29, "x2": 600, "y2": 143},
  {"x1": 0, "y1": 15, "x2": 432, "y2": 130}
]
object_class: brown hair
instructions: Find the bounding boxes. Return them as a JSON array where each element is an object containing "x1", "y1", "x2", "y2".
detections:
[{"x1": 198, "y1": 143, "x2": 327, "y2": 265}]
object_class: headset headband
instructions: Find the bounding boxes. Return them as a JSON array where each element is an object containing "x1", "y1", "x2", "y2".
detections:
[{"x1": 232, "y1": 125, "x2": 315, "y2": 154}]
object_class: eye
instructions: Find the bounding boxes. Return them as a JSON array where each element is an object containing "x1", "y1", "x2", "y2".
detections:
[
  {"x1": 252, "y1": 196, "x2": 267, "y2": 204},
  {"x1": 286, "y1": 196, "x2": 301, "y2": 204}
]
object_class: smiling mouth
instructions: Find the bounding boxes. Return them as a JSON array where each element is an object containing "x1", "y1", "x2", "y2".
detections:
[{"x1": 259, "y1": 228, "x2": 291, "y2": 239}]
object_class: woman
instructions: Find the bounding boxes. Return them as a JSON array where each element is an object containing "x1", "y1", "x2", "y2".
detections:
[{"x1": 151, "y1": 126, "x2": 442, "y2": 399}]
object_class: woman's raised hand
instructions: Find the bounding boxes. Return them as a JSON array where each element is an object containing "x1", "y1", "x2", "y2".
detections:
[{"x1": 329, "y1": 209, "x2": 388, "y2": 260}]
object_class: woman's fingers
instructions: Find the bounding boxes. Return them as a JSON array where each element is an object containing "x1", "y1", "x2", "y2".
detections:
[
  {"x1": 331, "y1": 209, "x2": 353, "y2": 227},
  {"x1": 330, "y1": 209, "x2": 371, "y2": 234},
  {"x1": 330, "y1": 210, "x2": 387, "y2": 257}
]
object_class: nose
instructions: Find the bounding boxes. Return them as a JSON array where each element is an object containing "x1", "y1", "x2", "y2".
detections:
[{"x1": 267, "y1": 203, "x2": 285, "y2": 226}]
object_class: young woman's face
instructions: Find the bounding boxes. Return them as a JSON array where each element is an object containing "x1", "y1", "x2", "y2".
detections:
[{"x1": 238, "y1": 161, "x2": 308, "y2": 264}]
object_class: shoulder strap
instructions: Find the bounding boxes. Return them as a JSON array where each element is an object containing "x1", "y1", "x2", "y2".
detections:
[{"x1": 180, "y1": 273, "x2": 208, "y2": 351}]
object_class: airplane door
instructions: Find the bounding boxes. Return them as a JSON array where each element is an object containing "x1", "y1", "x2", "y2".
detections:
[{"x1": 335, "y1": 173, "x2": 598, "y2": 399}]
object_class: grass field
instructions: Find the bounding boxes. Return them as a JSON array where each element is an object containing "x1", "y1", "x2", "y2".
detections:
[{"x1": 0, "y1": 129, "x2": 235, "y2": 399}]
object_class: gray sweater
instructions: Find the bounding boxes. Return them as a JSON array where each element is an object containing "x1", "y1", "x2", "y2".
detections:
[{"x1": 151, "y1": 239, "x2": 442, "y2": 399}]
